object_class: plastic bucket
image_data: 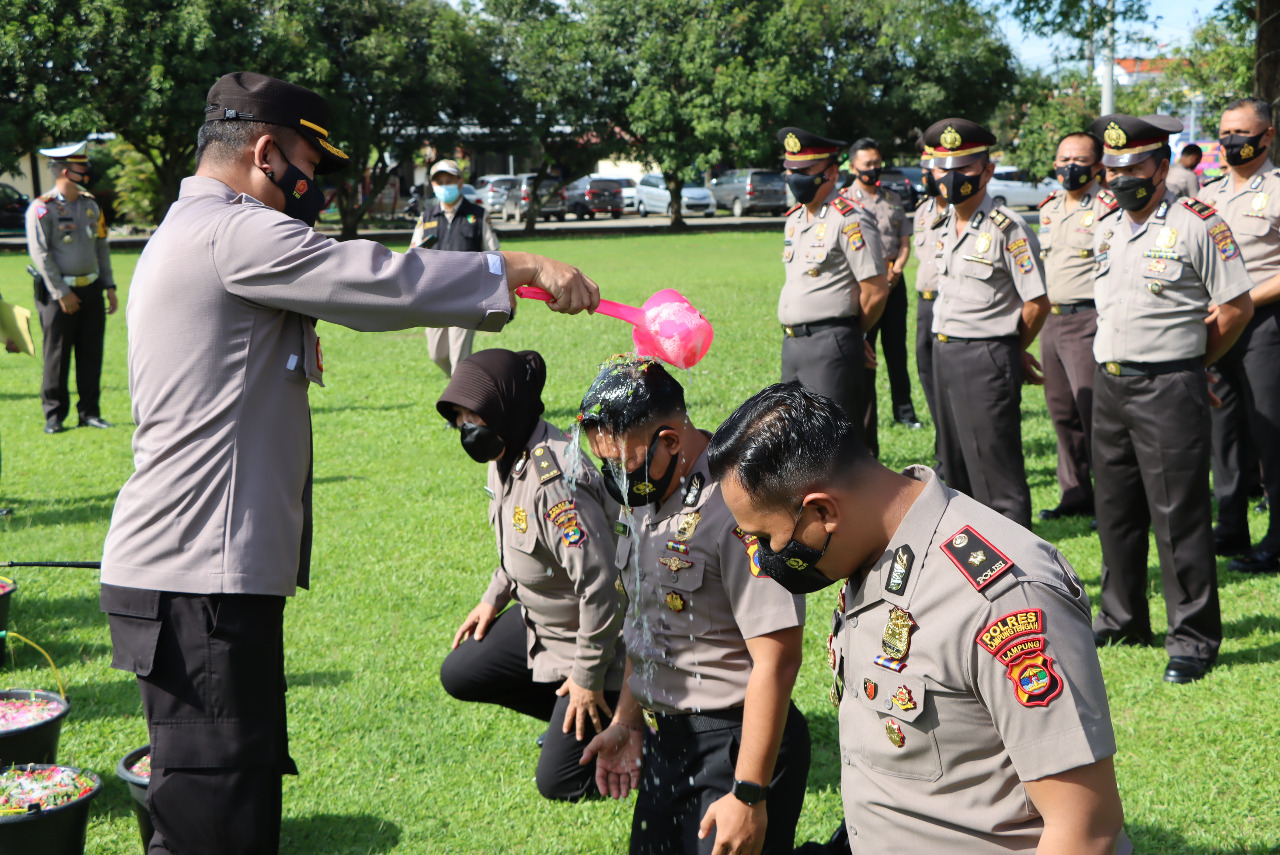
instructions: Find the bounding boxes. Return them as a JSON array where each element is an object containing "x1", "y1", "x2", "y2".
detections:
[
  {"x1": 0, "y1": 690, "x2": 69, "y2": 766},
  {"x1": 0, "y1": 764, "x2": 102, "y2": 855},
  {"x1": 0, "y1": 577, "x2": 15, "y2": 662},
  {"x1": 115, "y1": 745, "x2": 152, "y2": 853}
]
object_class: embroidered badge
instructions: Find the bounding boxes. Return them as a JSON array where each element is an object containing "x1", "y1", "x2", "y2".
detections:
[
  {"x1": 941, "y1": 525, "x2": 1015, "y2": 591},
  {"x1": 545, "y1": 500, "x2": 575, "y2": 521},
  {"x1": 1006, "y1": 238, "x2": 1028, "y2": 254},
  {"x1": 843, "y1": 221, "x2": 865, "y2": 250},
  {"x1": 976, "y1": 609, "x2": 1045, "y2": 655},
  {"x1": 1209, "y1": 221, "x2": 1241, "y2": 261},
  {"x1": 1005, "y1": 651, "x2": 1064, "y2": 707},
  {"x1": 886, "y1": 545, "x2": 914, "y2": 594},
  {"x1": 997, "y1": 636, "x2": 1046, "y2": 665}
]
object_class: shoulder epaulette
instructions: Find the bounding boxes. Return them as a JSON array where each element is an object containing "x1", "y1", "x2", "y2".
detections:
[
  {"x1": 830, "y1": 196, "x2": 857, "y2": 216},
  {"x1": 1037, "y1": 191, "x2": 1060, "y2": 210},
  {"x1": 785, "y1": 202, "x2": 802, "y2": 216},
  {"x1": 940, "y1": 525, "x2": 1016, "y2": 595},
  {"x1": 1182, "y1": 198, "x2": 1216, "y2": 220},
  {"x1": 37, "y1": 190, "x2": 56, "y2": 201},
  {"x1": 1200, "y1": 174, "x2": 1226, "y2": 188},
  {"x1": 1096, "y1": 189, "x2": 1118, "y2": 212},
  {"x1": 80, "y1": 190, "x2": 96, "y2": 200},
  {"x1": 989, "y1": 209, "x2": 1014, "y2": 232},
  {"x1": 530, "y1": 445, "x2": 561, "y2": 484}
]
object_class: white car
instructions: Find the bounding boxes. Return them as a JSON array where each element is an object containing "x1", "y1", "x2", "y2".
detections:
[
  {"x1": 986, "y1": 169, "x2": 1063, "y2": 210},
  {"x1": 635, "y1": 174, "x2": 715, "y2": 218}
]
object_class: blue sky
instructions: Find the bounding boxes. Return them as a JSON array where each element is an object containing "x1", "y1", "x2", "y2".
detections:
[{"x1": 999, "y1": 1, "x2": 1210, "y2": 71}]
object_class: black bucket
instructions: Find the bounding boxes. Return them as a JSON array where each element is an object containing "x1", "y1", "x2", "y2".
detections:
[
  {"x1": 0, "y1": 690, "x2": 69, "y2": 766},
  {"x1": 115, "y1": 745, "x2": 152, "y2": 853},
  {"x1": 0, "y1": 577, "x2": 15, "y2": 662},
  {"x1": 0, "y1": 764, "x2": 102, "y2": 855}
]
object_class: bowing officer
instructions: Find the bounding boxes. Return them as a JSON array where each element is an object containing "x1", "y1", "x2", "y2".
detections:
[
  {"x1": 777, "y1": 127, "x2": 890, "y2": 451},
  {"x1": 579, "y1": 358, "x2": 810, "y2": 855},
  {"x1": 925, "y1": 118, "x2": 1049, "y2": 530},
  {"x1": 1197, "y1": 98, "x2": 1280, "y2": 574},
  {"x1": 1035, "y1": 131, "x2": 1117, "y2": 521},
  {"x1": 911, "y1": 142, "x2": 948, "y2": 472},
  {"x1": 1088, "y1": 113, "x2": 1254, "y2": 683}
]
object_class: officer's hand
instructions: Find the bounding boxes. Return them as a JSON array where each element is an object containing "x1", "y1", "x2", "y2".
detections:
[
  {"x1": 580, "y1": 722, "x2": 642, "y2": 799},
  {"x1": 58, "y1": 293, "x2": 81, "y2": 314},
  {"x1": 863, "y1": 339, "x2": 878, "y2": 370},
  {"x1": 501, "y1": 251, "x2": 601, "y2": 314},
  {"x1": 451, "y1": 601, "x2": 499, "y2": 649},
  {"x1": 699, "y1": 793, "x2": 767, "y2": 855},
  {"x1": 106, "y1": 289, "x2": 119, "y2": 315},
  {"x1": 4, "y1": 338, "x2": 18, "y2": 354},
  {"x1": 1022, "y1": 351, "x2": 1045, "y2": 385},
  {"x1": 556, "y1": 676, "x2": 614, "y2": 741},
  {"x1": 1206, "y1": 370, "x2": 1223, "y2": 408}
]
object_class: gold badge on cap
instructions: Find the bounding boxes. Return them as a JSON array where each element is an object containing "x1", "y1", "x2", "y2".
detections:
[
  {"x1": 512, "y1": 507, "x2": 528, "y2": 533},
  {"x1": 784, "y1": 133, "x2": 801, "y2": 153},
  {"x1": 882, "y1": 606, "x2": 916, "y2": 659},
  {"x1": 975, "y1": 232, "x2": 992, "y2": 254},
  {"x1": 940, "y1": 126, "x2": 962, "y2": 151},
  {"x1": 1157, "y1": 227, "x2": 1177, "y2": 249},
  {"x1": 675, "y1": 511, "x2": 701, "y2": 542},
  {"x1": 1104, "y1": 122, "x2": 1127, "y2": 149}
]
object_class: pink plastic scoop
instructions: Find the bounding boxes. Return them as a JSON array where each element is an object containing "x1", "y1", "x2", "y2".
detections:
[{"x1": 516, "y1": 286, "x2": 714, "y2": 369}]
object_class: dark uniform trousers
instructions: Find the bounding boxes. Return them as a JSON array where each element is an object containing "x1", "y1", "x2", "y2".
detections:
[
  {"x1": 101, "y1": 585, "x2": 295, "y2": 855},
  {"x1": 1211, "y1": 303, "x2": 1280, "y2": 549},
  {"x1": 931, "y1": 336, "x2": 1033, "y2": 529},
  {"x1": 1040, "y1": 308, "x2": 1098, "y2": 512},
  {"x1": 630, "y1": 703, "x2": 810, "y2": 855},
  {"x1": 861, "y1": 284, "x2": 918, "y2": 451},
  {"x1": 915, "y1": 296, "x2": 942, "y2": 476},
  {"x1": 781, "y1": 323, "x2": 868, "y2": 451},
  {"x1": 439, "y1": 606, "x2": 618, "y2": 802},
  {"x1": 37, "y1": 283, "x2": 106, "y2": 425},
  {"x1": 1091, "y1": 366, "x2": 1221, "y2": 660}
]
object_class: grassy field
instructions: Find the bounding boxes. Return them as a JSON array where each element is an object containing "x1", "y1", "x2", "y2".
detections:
[{"x1": 0, "y1": 230, "x2": 1277, "y2": 854}]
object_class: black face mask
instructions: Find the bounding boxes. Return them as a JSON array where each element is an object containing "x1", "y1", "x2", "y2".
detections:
[
  {"x1": 1108, "y1": 174, "x2": 1158, "y2": 211},
  {"x1": 270, "y1": 150, "x2": 326, "y2": 227},
  {"x1": 602, "y1": 426, "x2": 676, "y2": 508},
  {"x1": 923, "y1": 171, "x2": 941, "y2": 197},
  {"x1": 787, "y1": 169, "x2": 827, "y2": 205},
  {"x1": 1220, "y1": 132, "x2": 1268, "y2": 166},
  {"x1": 857, "y1": 167, "x2": 882, "y2": 185},
  {"x1": 67, "y1": 168, "x2": 93, "y2": 187},
  {"x1": 754, "y1": 508, "x2": 836, "y2": 595},
  {"x1": 460, "y1": 422, "x2": 505, "y2": 463},
  {"x1": 1055, "y1": 163, "x2": 1096, "y2": 191},
  {"x1": 938, "y1": 170, "x2": 981, "y2": 204}
]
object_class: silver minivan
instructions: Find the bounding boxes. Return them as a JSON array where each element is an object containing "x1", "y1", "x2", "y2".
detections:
[{"x1": 710, "y1": 169, "x2": 787, "y2": 217}]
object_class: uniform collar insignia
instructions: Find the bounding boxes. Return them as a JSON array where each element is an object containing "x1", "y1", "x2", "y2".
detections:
[
  {"x1": 682, "y1": 472, "x2": 705, "y2": 507},
  {"x1": 1155, "y1": 200, "x2": 1169, "y2": 220},
  {"x1": 818, "y1": 204, "x2": 828, "y2": 219},
  {"x1": 968, "y1": 210, "x2": 985, "y2": 230},
  {"x1": 1250, "y1": 174, "x2": 1264, "y2": 190},
  {"x1": 1080, "y1": 193, "x2": 1091, "y2": 207}
]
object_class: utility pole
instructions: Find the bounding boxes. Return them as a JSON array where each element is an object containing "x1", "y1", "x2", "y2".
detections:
[{"x1": 1100, "y1": 0, "x2": 1116, "y2": 114}]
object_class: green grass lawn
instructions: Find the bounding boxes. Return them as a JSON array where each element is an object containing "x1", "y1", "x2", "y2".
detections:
[{"x1": 0, "y1": 231, "x2": 1277, "y2": 854}]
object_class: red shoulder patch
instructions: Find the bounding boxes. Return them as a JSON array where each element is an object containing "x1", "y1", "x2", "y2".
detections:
[
  {"x1": 33, "y1": 201, "x2": 47, "y2": 219},
  {"x1": 785, "y1": 202, "x2": 802, "y2": 216},
  {"x1": 976, "y1": 609, "x2": 1044, "y2": 654},
  {"x1": 1182, "y1": 198, "x2": 1216, "y2": 220},
  {"x1": 1096, "y1": 189, "x2": 1118, "y2": 211},
  {"x1": 830, "y1": 196, "x2": 856, "y2": 216},
  {"x1": 940, "y1": 525, "x2": 1015, "y2": 591},
  {"x1": 1005, "y1": 651, "x2": 1064, "y2": 707},
  {"x1": 1037, "y1": 192, "x2": 1058, "y2": 210}
]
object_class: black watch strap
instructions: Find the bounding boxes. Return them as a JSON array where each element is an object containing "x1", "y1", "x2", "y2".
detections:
[{"x1": 731, "y1": 779, "x2": 768, "y2": 805}]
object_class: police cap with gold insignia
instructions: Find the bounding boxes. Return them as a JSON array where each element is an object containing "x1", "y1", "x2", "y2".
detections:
[
  {"x1": 39, "y1": 141, "x2": 90, "y2": 164},
  {"x1": 923, "y1": 118, "x2": 997, "y2": 169},
  {"x1": 915, "y1": 135, "x2": 935, "y2": 169},
  {"x1": 205, "y1": 71, "x2": 350, "y2": 174},
  {"x1": 777, "y1": 127, "x2": 847, "y2": 170},
  {"x1": 1090, "y1": 113, "x2": 1182, "y2": 167}
]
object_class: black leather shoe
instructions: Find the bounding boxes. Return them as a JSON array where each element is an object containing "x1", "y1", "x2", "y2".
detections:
[
  {"x1": 1230, "y1": 548, "x2": 1280, "y2": 574},
  {"x1": 1038, "y1": 504, "x2": 1093, "y2": 521},
  {"x1": 1163, "y1": 657, "x2": 1212, "y2": 684},
  {"x1": 78, "y1": 416, "x2": 114, "y2": 429},
  {"x1": 1093, "y1": 630, "x2": 1152, "y2": 648},
  {"x1": 536, "y1": 731, "x2": 546, "y2": 748},
  {"x1": 44, "y1": 422, "x2": 64, "y2": 434},
  {"x1": 1090, "y1": 517, "x2": 1097, "y2": 530},
  {"x1": 895, "y1": 417, "x2": 923, "y2": 429},
  {"x1": 1214, "y1": 533, "x2": 1253, "y2": 557}
]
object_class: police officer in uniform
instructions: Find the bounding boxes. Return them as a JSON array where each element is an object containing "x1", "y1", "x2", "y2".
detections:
[
  {"x1": 1087, "y1": 113, "x2": 1255, "y2": 683},
  {"x1": 911, "y1": 143, "x2": 947, "y2": 473},
  {"x1": 708, "y1": 382, "x2": 1129, "y2": 853},
  {"x1": 846, "y1": 138, "x2": 920, "y2": 444},
  {"x1": 1197, "y1": 98, "x2": 1280, "y2": 574},
  {"x1": 578, "y1": 358, "x2": 810, "y2": 855},
  {"x1": 412, "y1": 158, "x2": 501, "y2": 377},
  {"x1": 925, "y1": 118, "x2": 1049, "y2": 529},
  {"x1": 437, "y1": 349, "x2": 624, "y2": 801},
  {"x1": 1166, "y1": 144, "x2": 1202, "y2": 199},
  {"x1": 1035, "y1": 131, "x2": 1117, "y2": 521},
  {"x1": 25, "y1": 141, "x2": 117, "y2": 433},
  {"x1": 777, "y1": 127, "x2": 889, "y2": 452}
]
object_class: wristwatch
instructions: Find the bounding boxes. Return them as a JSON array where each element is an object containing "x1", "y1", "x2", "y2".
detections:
[{"x1": 731, "y1": 779, "x2": 769, "y2": 805}]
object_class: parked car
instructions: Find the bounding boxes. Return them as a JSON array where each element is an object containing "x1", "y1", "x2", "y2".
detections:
[
  {"x1": 877, "y1": 167, "x2": 920, "y2": 212},
  {"x1": 635, "y1": 174, "x2": 715, "y2": 218},
  {"x1": 710, "y1": 169, "x2": 787, "y2": 217},
  {"x1": 501, "y1": 173, "x2": 567, "y2": 222},
  {"x1": 474, "y1": 174, "x2": 516, "y2": 217},
  {"x1": 592, "y1": 175, "x2": 637, "y2": 211},
  {"x1": 565, "y1": 176, "x2": 624, "y2": 219},
  {"x1": 0, "y1": 183, "x2": 29, "y2": 230},
  {"x1": 986, "y1": 168, "x2": 1062, "y2": 209},
  {"x1": 461, "y1": 184, "x2": 481, "y2": 206},
  {"x1": 893, "y1": 166, "x2": 930, "y2": 209}
]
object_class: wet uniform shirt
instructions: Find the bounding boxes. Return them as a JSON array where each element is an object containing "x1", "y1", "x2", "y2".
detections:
[
  {"x1": 1037, "y1": 187, "x2": 1117, "y2": 305},
  {"x1": 834, "y1": 466, "x2": 1127, "y2": 852},
  {"x1": 779, "y1": 187, "x2": 886, "y2": 325},
  {"x1": 615, "y1": 444, "x2": 805, "y2": 714},
  {"x1": 933, "y1": 195, "x2": 1046, "y2": 339},
  {"x1": 481, "y1": 420, "x2": 625, "y2": 691},
  {"x1": 847, "y1": 186, "x2": 912, "y2": 260},
  {"x1": 1196, "y1": 160, "x2": 1280, "y2": 286},
  {"x1": 26, "y1": 190, "x2": 114, "y2": 299},
  {"x1": 1092, "y1": 192, "x2": 1253, "y2": 363},
  {"x1": 912, "y1": 198, "x2": 949, "y2": 298}
]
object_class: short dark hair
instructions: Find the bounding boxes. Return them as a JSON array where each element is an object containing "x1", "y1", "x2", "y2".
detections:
[
  {"x1": 196, "y1": 121, "x2": 297, "y2": 167},
  {"x1": 1224, "y1": 97, "x2": 1272, "y2": 125},
  {"x1": 708, "y1": 382, "x2": 873, "y2": 511},
  {"x1": 850, "y1": 138, "x2": 881, "y2": 157},
  {"x1": 578, "y1": 357, "x2": 687, "y2": 437},
  {"x1": 1181, "y1": 143, "x2": 1202, "y2": 158},
  {"x1": 1058, "y1": 131, "x2": 1103, "y2": 163}
]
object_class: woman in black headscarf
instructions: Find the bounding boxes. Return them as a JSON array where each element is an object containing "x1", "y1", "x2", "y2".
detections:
[{"x1": 437, "y1": 349, "x2": 625, "y2": 802}]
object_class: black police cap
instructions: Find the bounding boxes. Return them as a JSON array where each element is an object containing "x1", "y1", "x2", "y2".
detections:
[
  {"x1": 1090, "y1": 114, "x2": 1183, "y2": 167},
  {"x1": 205, "y1": 72, "x2": 350, "y2": 174},
  {"x1": 777, "y1": 127, "x2": 847, "y2": 170},
  {"x1": 923, "y1": 118, "x2": 996, "y2": 169}
]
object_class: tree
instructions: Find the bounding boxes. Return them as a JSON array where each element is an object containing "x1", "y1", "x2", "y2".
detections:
[
  {"x1": 1000, "y1": 72, "x2": 1099, "y2": 180},
  {"x1": 1006, "y1": 0, "x2": 1151, "y2": 69}
]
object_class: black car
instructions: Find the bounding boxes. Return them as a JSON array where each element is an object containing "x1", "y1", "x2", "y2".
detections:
[
  {"x1": 0, "y1": 183, "x2": 29, "y2": 231},
  {"x1": 879, "y1": 167, "x2": 920, "y2": 212}
]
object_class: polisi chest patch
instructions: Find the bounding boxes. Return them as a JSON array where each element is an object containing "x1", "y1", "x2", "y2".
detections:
[{"x1": 941, "y1": 525, "x2": 1014, "y2": 591}]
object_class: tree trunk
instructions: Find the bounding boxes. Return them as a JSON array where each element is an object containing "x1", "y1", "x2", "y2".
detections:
[
  {"x1": 522, "y1": 171, "x2": 545, "y2": 235},
  {"x1": 154, "y1": 163, "x2": 184, "y2": 223},
  {"x1": 338, "y1": 183, "x2": 363, "y2": 241},
  {"x1": 1259, "y1": 0, "x2": 1280, "y2": 110},
  {"x1": 28, "y1": 151, "x2": 41, "y2": 198},
  {"x1": 664, "y1": 173, "x2": 685, "y2": 229}
]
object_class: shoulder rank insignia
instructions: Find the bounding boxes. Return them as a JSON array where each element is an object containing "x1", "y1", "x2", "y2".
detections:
[
  {"x1": 785, "y1": 202, "x2": 802, "y2": 216},
  {"x1": 830, "y1": 196, "x2": 856, "y2": 216},
  {"x1": 989, "y1": 209, "x2": 1013, "y2": 232},
  {"x1": 976, "y1": 608, "x2": 1044, "y2": 655},
  {"x1": 941, "y1": 525, "x2": 1014, "y2": 591},
  {"x1": 532, "y1": 446, "x2": 561, "y2": 483},
  {"x1": 682, "y1": 473, "x2": 704, "y2": 507},
  {"x1": 1005, "y1": 651, "x2": 1063, "y2": 707},
  {"x1": 1182, "y1": 198, "x2": 1216, "y2": 220},
  {"x1": 1096, "y1": 189, "x2": 1118, "y2": 211},
  {"x1": 1037, "y1": 192, "x2": 1058, "y2": 209},
  {"x1": 886, "y1": 545, "x2": 914, "y2": 594}
]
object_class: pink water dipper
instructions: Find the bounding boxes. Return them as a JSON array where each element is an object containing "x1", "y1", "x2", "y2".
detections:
[{"x1": 516, "y1": 286, "x2": 714, "y2": 369}]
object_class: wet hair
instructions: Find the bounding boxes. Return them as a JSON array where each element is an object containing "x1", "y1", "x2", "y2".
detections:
[
  {"x1": 1224, "y1": 97, "x2": 1272, "y2": 125},
  {"x1": 196, "y1": 121, "x2": 298, "y2": 167},
  {"x1": 708, "y1": 382, "x2": 874, "y2": 511},
  {"x1": 1058, "y1": 131, "x2": 1103, "y2": 163},
  {"x1": 850, "y1": 138, "x2": 881, "y2": 158},
  {"x1": 577, "y1": 356, "x2": 686, "y2": 438}
]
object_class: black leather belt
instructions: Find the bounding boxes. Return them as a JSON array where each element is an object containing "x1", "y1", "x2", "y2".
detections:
[
  {"x1": 934, "y1": 333, "x2": 1018, "y2": 344},
  {"x1": 1100, "y1": 358, "x2": 1201, "y2": 377},
  {"x1": 782, "y1": 317, "x2": 858, "y2": 338},
  {"x1": 919, "y1": 290, "x2": 937, "y2": 301},
  {"x1": 642, "y1": 706, "x2": 744, "y2": 734},
  {"x1": 1050, "y1": 300, "x2": 1095, "y2": 315}
]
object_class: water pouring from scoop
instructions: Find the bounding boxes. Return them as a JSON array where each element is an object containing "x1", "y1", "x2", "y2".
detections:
[{"x1": 515, "y1": 287, "x2": 714, "y2": 369}]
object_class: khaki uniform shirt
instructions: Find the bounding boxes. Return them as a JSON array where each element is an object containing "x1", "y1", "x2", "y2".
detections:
[
  {"x1": 912, "y1": 197, "x2": 949, "y2": 297},
  {"x1": 778, "y1": 187, "x2": 886, "y2": 325},
  {"x1": 615, "y1": 445, "x2": 805, "y2": 714},
  {"x1": 1165, "y1": 163, "x2": 1200, "y2": 200},
  {"x1": 1037, "y1": 187, "x2": 1116, "y2": 305},
  {"x1": 410, "y1": 204, "x2": 501, "y2": 252},
  {"x1": 836, "y1": 466, "x2": 1126, "y2": 852},
  {"x1": 848, "y1": 185, "x2": 911, "y2": 259},
  {"x1": 932, "y1": 195, "x2": 1046, "y2": 339},
  {"x1": 1196, "y1": 161, "x2": 1280, "y2": 286},
  {"x1": 1092, "y1": 192, "x2": 1253, "y2": 364},
  {"x1": 480, "y1": 420, "x2": 625, "y2": 692},
  {"x1": 101, "y1": 176, "x2": 512, "y2": 597},
  {"x1": 25, "y1": 190, "x2": 115, "y2": 300}
]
